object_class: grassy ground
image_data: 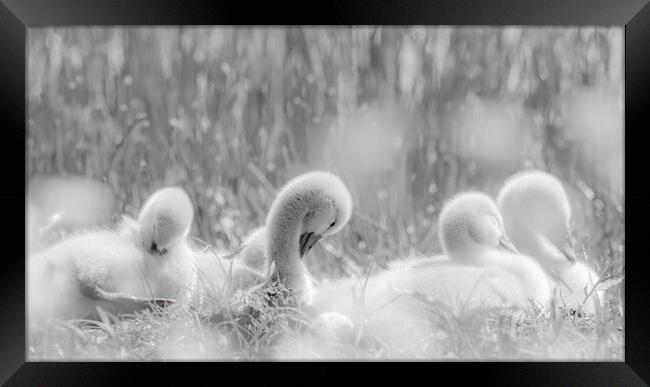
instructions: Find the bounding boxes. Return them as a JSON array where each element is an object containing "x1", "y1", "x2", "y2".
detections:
[
  {"x1": 27, "y1": 287, "x2": 624, "y2": 361},
  {"x1": 28, "y1": 235, "x2": 624, "y2": 361}
]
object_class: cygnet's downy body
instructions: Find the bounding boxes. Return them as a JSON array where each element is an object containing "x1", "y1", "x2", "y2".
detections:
[
  {"x1": 28, "y1": 187, "x2": 197, "y2": 321},
  {"x1": 497, "y1": 170, "x2": 605, "y2": 314},
  {"x1": 116, "y1": 214, "x2": 140, "y2": 243},
  {"x1": 29, "y1": 230, "x2": 153, "y2": 320}
]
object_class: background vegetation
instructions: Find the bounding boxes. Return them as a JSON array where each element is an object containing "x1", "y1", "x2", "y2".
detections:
[{"x1": 27, "y1": 27, "x2": 624, "y2": 360}]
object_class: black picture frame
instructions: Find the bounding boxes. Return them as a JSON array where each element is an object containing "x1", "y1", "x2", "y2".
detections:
[{"x1": 2, "y1": 0, "x2": 648, "y2": 385}]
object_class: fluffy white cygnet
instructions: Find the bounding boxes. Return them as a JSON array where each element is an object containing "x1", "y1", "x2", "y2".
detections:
[
  {"x1": 436, "y1": 192, "x2": 551, "y2": 307},
  {"x1": 28, "y1": 187, "x2": 197, "y2": 321},
  {"x1": 497, "y1": 170, "x2": 605, "y2": 315},
  {"x1": 195, "y1": 171, "x2": 353, "y2": 312},
  {"x1": 261, "y1": 171, "x2": 353, "y2": 306},
  {"x1": 197, "y1": 172, "x2": 355, "y2": 347},
  {"x1": 310, "y1": 192, "x2": 551, "y2": 355},
  {"x1": 314, "y1": 192, "x2": 551, "y2": 317},
  {"x1": 130, "y1": 187, "x2": 198, "y2": 301}
]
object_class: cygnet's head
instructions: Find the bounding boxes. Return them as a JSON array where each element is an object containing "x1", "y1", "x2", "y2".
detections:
[
  {"x1": 266, "y1": 171, "x2": 353, "y2": 262},
  {"x1": 438, "y1": 191, "x2": 518, "y2": 261},
  {"x1": 497, "y1": 170, "x2": 576, "y2": 263},
  {"x1": 137, "y1": 187, "x2": 194, "y2": 256}
]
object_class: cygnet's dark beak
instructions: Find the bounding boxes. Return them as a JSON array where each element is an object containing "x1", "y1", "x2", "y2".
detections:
[
  {"x1": 558, "y1": 233, "x2": 578, "y2": 265},
  {"x1": 498, "y1": 233, "x2": 520, "y2": 254},
  {"x1": 150, "y1": 242, "x2": 168, "y2": 256},
  {"x1": 299, "y1": 232, "x2": 323, "y2": 258}
]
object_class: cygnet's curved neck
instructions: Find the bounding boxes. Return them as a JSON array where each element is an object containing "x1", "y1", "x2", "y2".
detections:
[
  {"x1": 267, "y1": 197, "x2": 309, "y2": 279},
  {"x1": 534, "y1": 233, "x2": 574, "y2": 270}
]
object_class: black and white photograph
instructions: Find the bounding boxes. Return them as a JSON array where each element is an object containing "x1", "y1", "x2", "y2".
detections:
[{"x1": 26, "y1": 26, "x2": 624, "y2": 361}]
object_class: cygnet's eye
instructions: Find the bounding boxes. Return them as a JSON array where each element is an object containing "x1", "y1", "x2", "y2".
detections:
[{"x1": 329, "y1": 221, "x2": 336, "y2": 229}]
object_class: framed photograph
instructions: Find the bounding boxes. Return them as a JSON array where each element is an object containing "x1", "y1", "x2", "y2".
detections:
[{"x1": 2, "y1": 0, "x2": 648, "y2": 384}]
